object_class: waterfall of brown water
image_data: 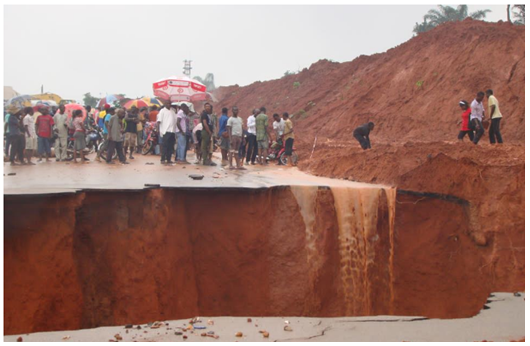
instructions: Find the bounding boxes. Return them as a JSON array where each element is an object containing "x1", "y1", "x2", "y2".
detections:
[
  {"x1": 384, "y1": 187, "x2": 397, "y2": 314},
  {"x1": 331, "y1": 187, "x2": 380, "y2": 315}
]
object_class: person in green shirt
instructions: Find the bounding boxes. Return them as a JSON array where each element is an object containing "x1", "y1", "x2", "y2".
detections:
[{"x1": 255, "y1": 106, "x2": 271, "y2": 165}]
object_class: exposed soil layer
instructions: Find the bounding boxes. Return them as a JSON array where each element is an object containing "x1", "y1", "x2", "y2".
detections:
[{"x1": 4, "y1": 186, "x2": 489, "y2": 335}]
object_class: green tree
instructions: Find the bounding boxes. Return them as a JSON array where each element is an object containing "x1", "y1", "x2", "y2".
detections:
[
  {"x1": 83, "y1": 92, "x2": 99, "y2": 107},
  {"x1": 413, "y1": 5, "x2": 491, "y2": 35},
  {"x1": 513, "y1": 5, "x2": 525, "y2": 25},
  {"x1": 193, "y1": 73, "x2": 216, "y2": 92}
]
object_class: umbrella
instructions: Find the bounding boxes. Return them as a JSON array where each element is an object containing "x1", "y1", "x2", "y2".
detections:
[
  {"x1": 124, "y1": 99, "x2": 149, "y2": 110},
  {"x1": 31, "y1": 100, "x2": 58, "y2": 107},
  {"x1": 64, "y1": 104, "x2": 87, "y2": 121},
  {"x1": 152, "y1": 76, "x2": 208, "y2": 102},
  {"x1": 6, "y1": 95, "x2": 34, "y2": 108},
  {"x1": 97, "y1": 94, "x2": 124, "y2": 108},
  {"x1": 141, "y1": 97, "x2": 163, "y2": 107}
]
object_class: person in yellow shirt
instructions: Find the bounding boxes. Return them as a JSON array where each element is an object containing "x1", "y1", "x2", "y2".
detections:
[
  {"x1": 486, "y1": 89, "x2": 503, "y2": 144},
  {"x1": 281, "y1": 112, "x2": 296, "y2": 167}
]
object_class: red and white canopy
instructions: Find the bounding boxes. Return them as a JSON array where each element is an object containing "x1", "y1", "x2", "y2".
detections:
[{"x1": 152, "y1": 76, "x2": 208, "y2": 102}]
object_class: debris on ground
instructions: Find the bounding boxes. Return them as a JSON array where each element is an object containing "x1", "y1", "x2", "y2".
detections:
[
  {"x1": 145, "y1": 162, "x2": 154, "y2": 165},
  {"x1": 150, "y1": 321, "x2": 164, "y2": 329},
  {"x1": 114, "y1": 334, "x2": 122, "y2": 341},
  {"x1": 189, "y1": 174, "x2": 204, "y2": 180},
  {"x1": 247, "y1": 318, "x2": 252, "y2": 323},
  {"x1": 284, "y1": 326, "x2": 293, "y2": 331},
  {"x1": 62, "y1": 335, "x2": 70, "y2": 340},
  {"x1": 207, "y1": 319, "x2": 214, "y2": 325},
  {"x1": 125, "y1": 324, "x2": 133, "y2": 329},
  {"x1": 235, "y1": 332, "x2": 243, "y2": 337},
  {"x1": 17, "y1": 336, "x2": 23, "y2": 342}
]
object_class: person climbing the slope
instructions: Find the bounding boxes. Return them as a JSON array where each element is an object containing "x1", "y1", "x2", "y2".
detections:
[
  {"x1": 353, "y1": 122, "x2": 374, "y2": 150},
  {"x1": 457, "y1": 100, "x2": 474, "y2": 142}
]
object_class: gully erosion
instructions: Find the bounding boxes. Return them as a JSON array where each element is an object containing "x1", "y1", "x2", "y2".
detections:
[{"x1": 4, "y1": 166, "x2": 490, "y2": 335}]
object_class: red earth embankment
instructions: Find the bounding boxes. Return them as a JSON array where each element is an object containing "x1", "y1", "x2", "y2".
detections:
[
  {"x1": 5, "y1": 186, "x2": 488, "y2": 335},
  {"x1": 214, "y1": 19, "x2": 524, "y2": 144}
]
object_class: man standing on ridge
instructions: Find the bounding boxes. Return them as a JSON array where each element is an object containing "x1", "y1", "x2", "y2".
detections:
[
  {"x1": 470, "y1": 91, "x2": 486, "y2": 145},
  {"x1": 486, "y1": 89, "x2": 503, "y2": 144}
]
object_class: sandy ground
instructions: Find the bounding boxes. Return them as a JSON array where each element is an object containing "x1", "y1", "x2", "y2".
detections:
[
  {"x1": 3, "y1": 151, "x2": 386, "y2": 195},
  {"x1": 4, "y1": 292, "x2": 524, "y2": 342}
]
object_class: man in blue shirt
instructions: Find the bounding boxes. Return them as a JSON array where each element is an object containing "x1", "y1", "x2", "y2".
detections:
[{"x1": 218, "y1": 107, "x2": 229, "y2": 166}]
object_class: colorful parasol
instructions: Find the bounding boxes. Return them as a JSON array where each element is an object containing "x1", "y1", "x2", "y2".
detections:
[
  {"x1": 152, "y1": 76, "x2": 208, "y2": 102},
  {"x1": 96, "y1": 94, "x2": 124, "y2": 108},
  {"x1": 64, "y1": 104, "x2": 87, "y2": 121},
  {"x1": 141, "y1": 97, "x2": 163, "y2": 107},
  {"x1": 124, "y1": 99, "x2": 149, "y2": 110}
]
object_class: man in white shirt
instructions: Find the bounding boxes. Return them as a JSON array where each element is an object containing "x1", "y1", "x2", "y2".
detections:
[
  {"x1": 157, "y1": 100, "x2": 177, "y2": 164},
  {"x1": 53, "y1": 104, "x2": 69, "y2": 161},
  {"x1": 470, "y1": 91, "x2": 485, "y2": 145},
  {"x1": 245, "y1": 108, "x2": 259, "y2": 165},
  {"x1": 175, "y1": 104, "x2": 190, "y2": 164},
  {"x1": 23, "y1": 107, "x2": 37, "y2": 164},
  {"x1": 227, "y1": 106, "x2": 245, "y2": 170}
]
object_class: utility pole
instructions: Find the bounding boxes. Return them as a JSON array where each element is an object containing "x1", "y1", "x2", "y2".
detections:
[
  {"x1": 507, "y1": 4, "x2": 512, "y2": 23},
  {"x1": 183, "y1": 60, "x2": 192, "y2": 77},
  {"x1": 41, "y1": 85, "x2": 43, "y2": 94}
]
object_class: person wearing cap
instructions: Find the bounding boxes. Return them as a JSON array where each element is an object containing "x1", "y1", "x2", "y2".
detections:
[
  {"x1": 486, "y1": 89, "x2": 503, "y2": 144},
  {"x1": 218, "y1": 107, "x2": 230, "y2": 166},
  {"x1": 457, "y1": 100, "x2": 474, "y2": 142},
  {"x1": 96, "y1": 105, "x2": 112, "y2": 162},
  {"x1": 353, "y1": 122, "x2": 375, "y2": 150},
  {"x1": 35, "y1": 107, "x2": 54, "y2": 162},
  {"x1": 7, "y1": 106, "x2": 25, "y2": 165},
  {"x1": 53, "y1": 104, "x2": 69, "y2": 161},
  {"x1": 470, "y1": 91, "x2": 486, "y2": 145}
]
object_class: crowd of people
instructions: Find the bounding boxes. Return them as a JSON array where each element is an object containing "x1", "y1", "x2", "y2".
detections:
[
  {"x1": 3, "y1": 99, "x2": 297, "y2": 169},
  {"x1": 5, "y1": 88, "x2": 503, "y2": 165}
]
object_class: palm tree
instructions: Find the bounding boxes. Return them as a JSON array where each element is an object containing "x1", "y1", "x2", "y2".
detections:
[
  {"x1": 193, "y1": 73, "x2": 216, "y2": 92},
  {"x1": 512, "y1": 5, "x2": 525, "y2": 25},
  {"x1": 413, "y1": 5, "x2": 491, "y2": 35}
]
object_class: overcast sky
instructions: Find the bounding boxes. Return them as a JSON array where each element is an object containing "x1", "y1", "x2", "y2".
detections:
[{"x1": 4, "y1": 5, "x2": 508, "y2": 102}]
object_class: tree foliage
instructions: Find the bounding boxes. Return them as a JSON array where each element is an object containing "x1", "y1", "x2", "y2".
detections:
[
  {"x1": 83, "y1": 92, "x2": 99, "y2": 107},
  {"x1": 193, "y1": 73, "x2": 216, "y2": 92},
  {"x1": 513, "y1": 5, "x2": 525, "y2": 25},
  {"x1": 413, "y1": 5, "x2": 491, "y2": 35}
]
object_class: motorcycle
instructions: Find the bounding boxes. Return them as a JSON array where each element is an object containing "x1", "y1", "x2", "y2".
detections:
[
  {"x1": 85, "y1": 127, "x2": 102, "y2": 154},
  {"x1": 266, "y1": 139, "x2": 298, "y2": 165},
  {"x1": 142, "y1": 122, "x2": 159, "y2": 155}
]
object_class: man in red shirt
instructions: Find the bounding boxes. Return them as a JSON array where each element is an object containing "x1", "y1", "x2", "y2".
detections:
[
  {"x1": 148, "y1": 106, "x2": 159, "y2": 122},
  {"x1": 35, "y1": 107, "x2": 55, "y2": 162}
]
